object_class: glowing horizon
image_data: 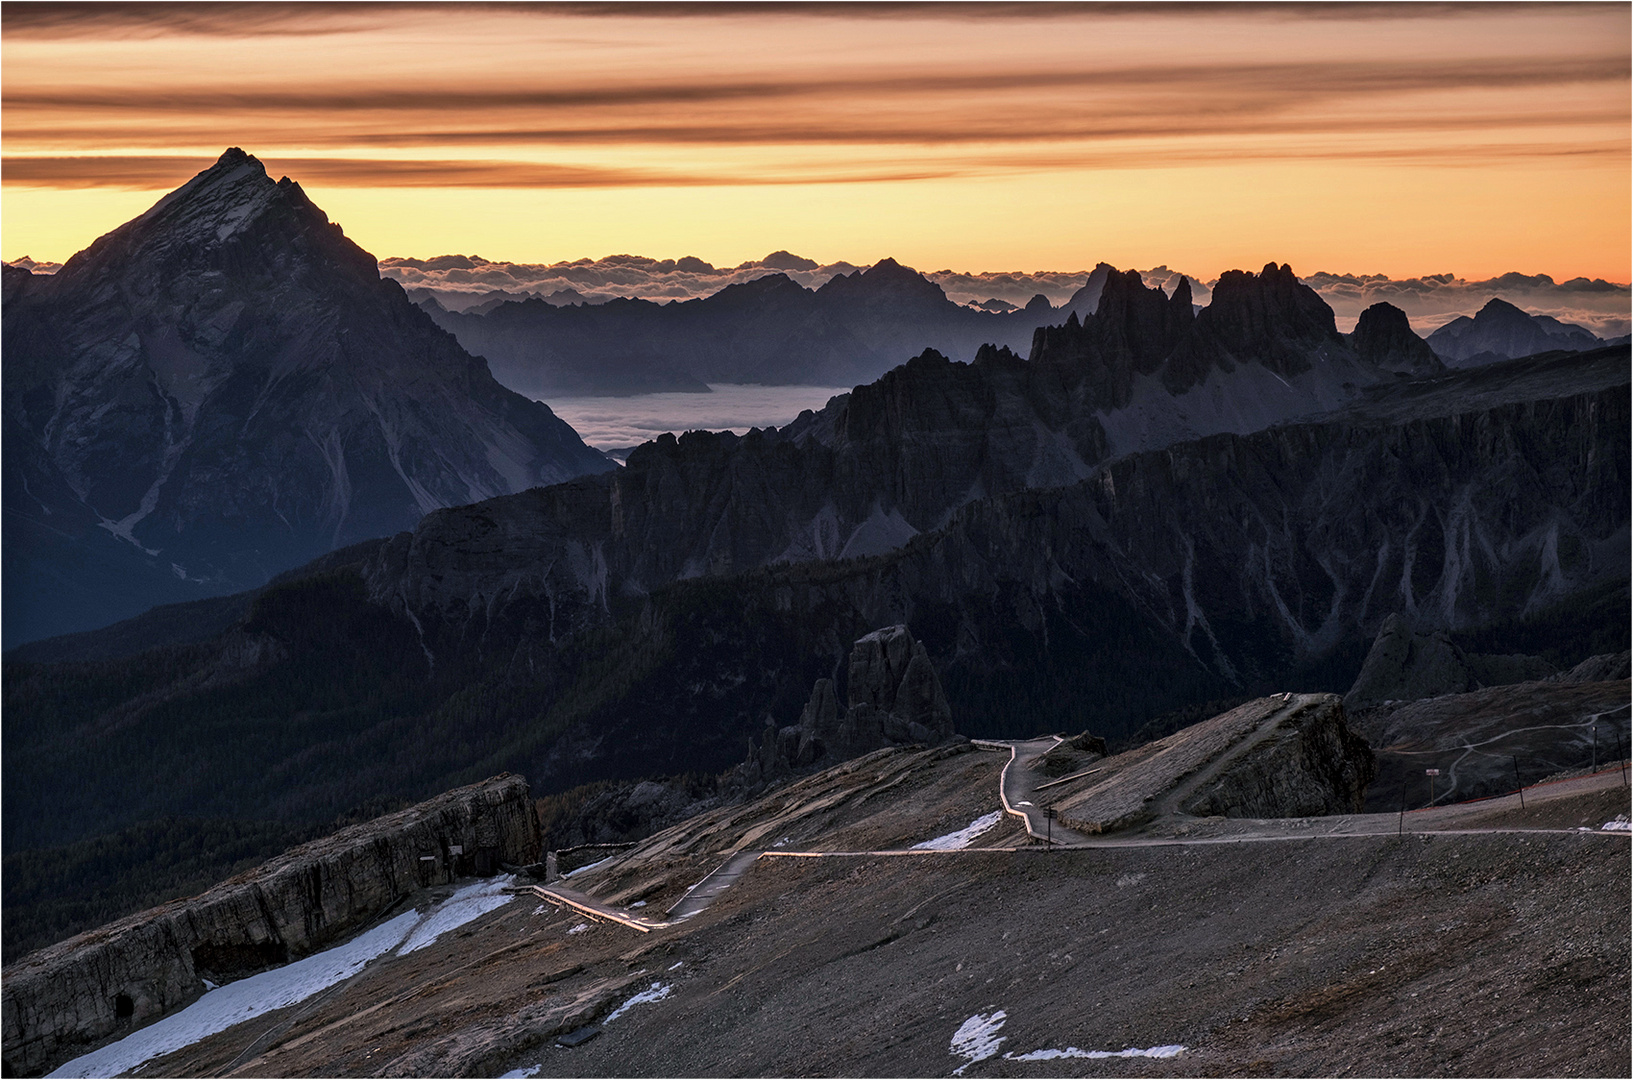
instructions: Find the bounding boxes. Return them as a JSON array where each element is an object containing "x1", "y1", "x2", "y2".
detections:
[{"x1": 3, "y1": 3, "x2": 1628, "y2": 282}]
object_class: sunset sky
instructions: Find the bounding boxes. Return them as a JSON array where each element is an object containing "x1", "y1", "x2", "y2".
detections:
[{"x1": 3, "y1": 2, "x2": 1629, "y2": 281}]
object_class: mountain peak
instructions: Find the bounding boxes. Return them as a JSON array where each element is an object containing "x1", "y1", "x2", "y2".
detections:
[
  {"x1": 48, "y1": 148, "x2": 363, "y2": 292},
  {"x1": 1476, "y1": 296, "x2": 1529, "y2": 319},
  {"x1": 213, "y1": 146, "x2": 261, "y2": 170}
]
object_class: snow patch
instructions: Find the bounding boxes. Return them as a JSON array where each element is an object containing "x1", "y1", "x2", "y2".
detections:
[
  {"x1": 49, "y1": 878, "x2": 517, "y2": 1079},
  {"x1": 950, "y1": 1010, "x2": 1008, "y2": 1075},
  {"x1": 499, "y1": 1065, "x2": 542, "y2": 1078},
  {"x1": 396, "y1": 877, "x2": 516, "y2": 955},
  {"x1": 48, "y1": 911, "x2": 421, "y2": 1078},
  {"x1": 914, "y1": 811, "x2": 1003, "y2": 851},
  {"x1": 1602, "y1": 816, "x2": 1630, "y2": 832},
  {"x1": 564, "y1": 855, "x2": 613, "y2": 878},
  {"x1": 1006, "y1": 1044, "x2": 1186, "y2": 1062},
  {"x1": 567, "y1": 922, "x2": 591, "y2": 935},
  {"x1": 604, "y1": 981, "x2": 672, "y2": 1023}
]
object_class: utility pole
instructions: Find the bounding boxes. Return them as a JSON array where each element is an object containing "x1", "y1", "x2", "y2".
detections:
[
  {"x1": 1592, "y1": 723, "x2": 1598, "y2": 772},
  {"x1": 1511, "y1": 756, "x2": 1524, "y2": 809},
  {"x1": 1045, "y1": 807, "x2": 1055, "y2": 849}
]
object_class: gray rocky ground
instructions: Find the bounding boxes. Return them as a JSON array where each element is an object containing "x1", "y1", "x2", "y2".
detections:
[{"x1": 106, "y1": 739, "x2": 1628, "y2": 1079}]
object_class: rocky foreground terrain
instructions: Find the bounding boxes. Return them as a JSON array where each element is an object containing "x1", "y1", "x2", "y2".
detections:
[{"x1": 11, "y1": 689, "x2": 1628, "y2": 1079}]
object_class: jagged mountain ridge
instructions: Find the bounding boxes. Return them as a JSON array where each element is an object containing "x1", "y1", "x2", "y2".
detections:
[
  {"x1": 355, "y1": 265, "x2": 1448, "y2": 630},
  {"x1": 2, "y1": 149, "x2": 611, "y2": 644},
  {"x1": 6, "y1": 344, "x2": 1623, "y2": 862}
]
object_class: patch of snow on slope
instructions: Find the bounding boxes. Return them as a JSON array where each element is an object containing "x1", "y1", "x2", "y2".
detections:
[
  {"x1": 47, "y1": 911, "x2": 421, "y2": 1078},
  {"x1": 914, "y1": 811, "x2": 1003, "y2": 850},
  {"x1": 396, "y1": 877, "x2": 516, "y2": 955},
  {"x1": 499, "y1": 1066, "x2": 542, "y2": 1078},
  {"x1": 1006, "y1": 1044, "x2": 1186, "y2": 1061},
  {"x1": 604, "y1": 981, "x2": 673, "y2": 1023},
  {"x1": 1603, "y1": 816, "x2": 1630, "y2": 832},
  {"x1": 950, "y1": 1010, "x2": 1008, "y2": 1075},
  {"x1": 564, "y1": 856, "x2": 613, "y2": 878},
  {"x1": 49, "y1": 878, "x2": 517, "y2": 1078}
]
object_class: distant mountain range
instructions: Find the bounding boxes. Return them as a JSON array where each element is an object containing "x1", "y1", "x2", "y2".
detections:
[
  {"x1": 2, "y1": 149, "x2": 611, "y2": 644},
  {"x1": 376, "y1": 253, "x2": 1629, "y2": 340},
  {"x1": 409, "y1": 256, "x2": 1618, "y2": 398},
  {"x1": 414, "y1": 259, "x2": 1066, "y2": 396}
]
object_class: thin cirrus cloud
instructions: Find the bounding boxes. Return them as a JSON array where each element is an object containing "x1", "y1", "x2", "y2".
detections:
[{"x1": 0, "y1": 156, "x2": 960, "y2": 190}]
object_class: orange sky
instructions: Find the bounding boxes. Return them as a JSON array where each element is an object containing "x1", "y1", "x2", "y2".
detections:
[{"x1": 3, "y1": 2, "x2": 1629, "y2": 281}]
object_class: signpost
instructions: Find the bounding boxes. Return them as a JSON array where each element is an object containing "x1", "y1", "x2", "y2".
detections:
[
  {"x1": 1045, "y1": 807, "x2": 1055, "y2": 848},
  {"x1": 1425, "y1": 768, "x2": 1440, "y2": 808},
  {"x1": 1511, "y1": 757, "x2": 1524, "y2": 809}
]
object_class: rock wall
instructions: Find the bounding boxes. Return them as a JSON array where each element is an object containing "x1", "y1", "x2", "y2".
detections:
[{"x1": 2, "y1": 774, "x2": 539, "y2": 1078}]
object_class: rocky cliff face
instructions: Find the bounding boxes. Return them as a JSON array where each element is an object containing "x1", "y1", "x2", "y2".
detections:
[
  {"x1": 2, "y1": 148, "x2": 610, "y2": 643},
  {"x1": 1, "y1": 775, "x2": 538, "y2": 1078}
]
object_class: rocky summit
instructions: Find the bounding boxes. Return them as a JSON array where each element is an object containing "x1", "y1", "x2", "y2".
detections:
[{"x1": 2, "y1": 149, "x2": 610, "y2": 643}]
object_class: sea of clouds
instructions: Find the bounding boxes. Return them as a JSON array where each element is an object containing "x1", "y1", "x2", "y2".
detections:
[{"x1": 375, "y1": 252, "x2": 1629, "y2": 338}]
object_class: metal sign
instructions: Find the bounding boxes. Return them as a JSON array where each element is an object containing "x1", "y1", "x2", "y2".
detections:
[{"x1": 1425, "y1": 769, "x2": 1440, "y2": 776}]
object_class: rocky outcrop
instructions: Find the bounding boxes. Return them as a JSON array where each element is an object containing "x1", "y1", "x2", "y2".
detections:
[
  {"x1": 1, "y1": 775, "x2": 539, "y2": 1078},
  {"x1": 739, "y1": 626, "x2": 960, "y2": 787},
  {"x1": 1053, "y1": 694, "x2": 1375, "y2": 834},
  {"x1": 1178, "y1": 697, "x2": 1376, "y2": 820},
  {"x1": 1344, "y1": 614, "x2": 1556, "y2": 709},
  {"x1": 1349, "y1": 301, "x2": 1443, "y2": 376},
  {"x1": 3, "y1": 148, "x2": 610, "y2": 644},
  {"x1": 1553, "y1": 650, "x2": 1632, "y2": 683}
]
